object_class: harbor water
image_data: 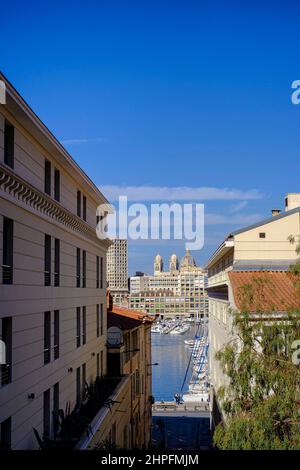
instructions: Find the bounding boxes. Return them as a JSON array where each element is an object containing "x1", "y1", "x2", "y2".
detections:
[{"x1": 151, "y1": 324, "x2": 199, "y2": 402}]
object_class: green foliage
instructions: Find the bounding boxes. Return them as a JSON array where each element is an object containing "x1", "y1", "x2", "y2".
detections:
[{"x1": 213, "y1": 275, "x2": 300, "y2": 450}]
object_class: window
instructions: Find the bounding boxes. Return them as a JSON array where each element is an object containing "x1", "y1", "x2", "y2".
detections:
[
  {"x1": 4, "y1": 121, "x2": 14, "y2": 168},
  {"x1": 96, "y1": 256, "x2": 99, "y2": 288},
  {"x1": 76, "y1": 307, "x2": 81, "y2": 348},
  {"x1": 76, "y1": 248, "x2": 81, "y2": 287},
  {"x1": 44, "y1": 160, "x2": 51, "y2": 195},
  {"x1": 0, "y1": 417, "x2": 11, "y2": 450},
  {"x1": 82, "y1": 250, "x2": 86, "y2": 288},
  {"x1": 54, "y1": 239, "x2": 60, "y2": 287},
  {"x1": 100, "y1": 257, "x2": 103, "y2": 288},
  {"x1": 259, "y1": 232, "x2": 266, "y2": 239},
  {"x1": 53, "y1": 382, "x2": 59, "y2": 438},
  {"x1": 96, "y1": 353, "x2": 100, "y2": 377},
  {"x1": 96, "y1": 304, "x2": 100, "y2": 338},
  {"x1": 82, "y1": 363, "x2": 86, "y2": 400},
  {"x1": 83, "y1": 196, "x2": 87, "y2": 221},
  {"x1": 100, "y1": 304, "x2": 103, "y2": 336},
  {"x1": 135, "y1": 370, "x2": 140, "y2": 396},
  {"x1": 2, "y1": 217, "x2": 13, "y2": 285},
  {"x1": 76, "y1": 367, "x2": 81, "y2": 405},
  {"x1": 1, "y1": 317, "x2": 12, "y2": 385},
  {"x1": 82, "y1": 307, "x2": 86, "y2": 345},
  {"x1": 44, "y1": 235, "x2": 51, "y2": 286},
  {"x1": 77, "y1": 190, "x2": 81, "y2": 217},
  {"x1": 54, "y1": 310, "x2": 59, "y2": 360},
  {"x1": 43, "y1": 389, "x2": 50, "y2": 438},
  {"x1": 100, "y1": 350, "x2": 103, "y2": 377},
  {"x1": 44, "y1": 312, "x2": 51, "y2": 364},
  {"x1": 54, "y1": 168, "x2": 60, "y2": 202}
]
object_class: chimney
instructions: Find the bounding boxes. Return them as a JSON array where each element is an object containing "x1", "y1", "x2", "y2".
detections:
[
  {"x1": 271, "y1": 209, "x2": 281, "y2": 217},
  {"x1": 285, "y1": 193, "x2": 300, "y2": 212}
]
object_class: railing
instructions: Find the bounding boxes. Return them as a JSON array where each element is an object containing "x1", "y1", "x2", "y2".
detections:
[
  {"x1": 44, "y1": 347, "x2": 50, "y2": 364},
  {"x1": 1, "y1": 364, "x2": 11, "y2": 385},
  {"x1": 2, "y1": 264, "x2": 13, "y2": 284},
  {"x1": 44, "y1": 271, "x2": 51, "y2": 286},
  {"x1": 53, "y1": 344, "x2": 59, "y2": 360},
  {"x1": 54, "y1": 271, "x2": 60, "y2": 287}
]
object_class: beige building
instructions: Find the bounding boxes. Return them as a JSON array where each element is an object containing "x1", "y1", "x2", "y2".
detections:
[
  {"x1": 107, "y1": 239, "x2": 129, "y2": 306},
  {"x1": 129, "y1": 250, "x2": 208, "y2": 318},
  {"x1": 206, "y1": 195, "x2": 300, "y2": 429},
  {"x1": 76, "y1": 294, "x2": 154, "y2": 449},
  {"x1": 0, "y1": 74, "x2": 111, "y2": 449}
]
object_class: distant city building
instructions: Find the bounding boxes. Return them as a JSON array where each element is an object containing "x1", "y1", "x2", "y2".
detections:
[
  {"x1": 129, "y1": 249, "x2": 208, "y2": 318},
  {"x1": 107, "y1": 239, "x2": 129, "y2": 306}
]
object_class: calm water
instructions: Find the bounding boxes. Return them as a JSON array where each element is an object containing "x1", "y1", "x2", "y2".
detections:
[{"x1": 151, "y1": 325, "x2": 198, "y2": 402}]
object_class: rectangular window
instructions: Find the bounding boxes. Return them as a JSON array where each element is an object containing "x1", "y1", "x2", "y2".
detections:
[
  {"x1": 76, "y1": 367, "x2": 81, "y2": 405},
  {"x1": 82, "y1": 306, "x2": 86, "y2": 345},
  {"x1": 100, "y1": 304, "x2": 103, "y2": 336},
  {"x1": 100, "y1": 257, "x2": 103, "y2": 289},
  {"x1": 100, "y1": 350, "x2": 103, "y2": 377},
  {"x1": 4, "y1": 121, "x2": 14, "y2": 168},
  {"x1": 96, "y1": 256, "x2": 99, "y2": 288},
  {"x1": 44, "y1": 311, "x2": 51, "y2": 364},
  {"x1": 96, "y1": 353, "x2": 100, "y2": 377},
  {"x1": 82, "y1": 250, "x2": 86, "y2": 288},
  {"x1": 2, "y1": 217, "x2": 13, "y2": 285},
  {"x1": 44, "y1": 235, "x2": 51, "y2": 286},
  {"x1": 54, "y1": 168, "x2": 60, "y2": 202},
  {"x1": 54, "y1": 239, "x2": 60, "y2": 287},
  {"x1": 43, "y1": 389, "x2": 50, "y2": 438},
  {"x1": 76, "y1": 248, "x2": 81, "y2": 287},
  {"x1": 96, "y1": 304, "x2": 100, "y2": 338},
  {"x1": 76, "y1": 307, "x2": 81, "y2": 348},
  {"x1": 259, "y1": 232, "x2": 266, "y2": 239},
  {"x1": 0, "y1": 417, "x2": 11, "y2": 450},
  {"x1": 1, "y1": 317, "x2": 12, "y2": 385},
  {"x1": 77, "y1": 190, "x2": 81, "y2": 217},
  {"x1": 82, "y1": 363, "x2": 86, "y2": 401},
  {"x1": 53, "y1": 382, "x2": 59, "y2": 438},
  {"x1": 54, "y1": 310, "x2": 59, "y2": 360},
  {"x1": 83, "y1": 196, "x2": 87, "y2": 221},
  {"x1": 44, "y1": 160, "x2": 51, "y2": 195}
]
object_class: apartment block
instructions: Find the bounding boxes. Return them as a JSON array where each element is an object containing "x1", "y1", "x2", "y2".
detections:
[
  {"x1": 206, "y1": 196, "x2": 300, "y2": 429},
  {"x1": 107, "y1": 239, "x2": 128, "y2": 306},
  {"x1": 0, "y1": 74, "x2": 110, "y2": 449}
]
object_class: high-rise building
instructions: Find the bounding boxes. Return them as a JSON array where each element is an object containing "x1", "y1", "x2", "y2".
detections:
[
  {"x1": 107, "y1": 239, "x2": 129, "y2": 306},
  {"x1": 129, "y1": 249, "x2": 208, "y2": 318}
]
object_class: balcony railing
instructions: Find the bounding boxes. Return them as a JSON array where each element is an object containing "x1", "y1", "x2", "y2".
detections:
[
  {"x1": 44, "y1": 271, "x2": 51, "y2": 286},
  {"x1": 2, "y1": 264, "x2": 13, "y2": 284},
  {"x1": 44, "y1": 347, "x2": 50, "y2": 364},
  {"x1": 1, "y1": 364, "x2": 11, "y2": 385},
  {"x1": 54, "y1": 272, "x2": 60, "y2": 287}
]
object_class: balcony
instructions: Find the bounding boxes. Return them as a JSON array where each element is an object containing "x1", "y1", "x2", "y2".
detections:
[
  {"x1": 208, "y1": 268, "x2": 231, "y2": 288},
  {"x1": 2, "y1": 264, "x2": 13, "y2": 284},
  {"x1": 32, "y1": 376, "x2": 127, "y2": 450}
]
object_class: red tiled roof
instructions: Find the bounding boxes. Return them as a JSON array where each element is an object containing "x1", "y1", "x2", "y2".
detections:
[
  {"x1": 108, "y1": 306, "x2": 155, "y2": 331},
  {"x1": 228, "y1": 271, "x2": 300, "y2": 313}
]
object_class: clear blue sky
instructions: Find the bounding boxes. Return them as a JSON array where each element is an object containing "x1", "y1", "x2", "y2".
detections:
[{"x1": 1, "y1": 1, "x2": 300, "y2": 274}]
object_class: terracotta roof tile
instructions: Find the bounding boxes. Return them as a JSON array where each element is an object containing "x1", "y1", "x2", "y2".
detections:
[
  {"x1": 228, "y1": 271, "x2": 300, "y2": 313},
  {"x1": 108, "y1": 306, "x2": 155, "y2": 331}
]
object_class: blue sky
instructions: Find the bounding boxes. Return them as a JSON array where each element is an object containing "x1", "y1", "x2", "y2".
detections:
[{"x1": 1, "y1": 1, "x2": 300, "y2": 274}]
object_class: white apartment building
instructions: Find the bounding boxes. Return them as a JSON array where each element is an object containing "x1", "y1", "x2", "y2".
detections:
[
  {"x1": 206, "y1": 195, "x2": 300, "y2": 429},
  {"x1": 0, "y1": 74, "x2": 110, "y2": 449},
  {"x1": 106, "y1": 239, "x2": 128, "y2": 306}
]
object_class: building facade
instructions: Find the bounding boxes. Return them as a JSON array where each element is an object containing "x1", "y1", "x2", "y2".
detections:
[
  {"x1": 77, "y1": 295, "x2": 154, "y2": 449},
  {"x1": 206, "y1": 195, "x2": 300, "y2": 430},
  {"x1": 107, "y1": 239, "x2": 129, "y2": 306},
  {"x1": 129, "y1": 249, "x2": 208, "y2": 318},
  {"x1": 0, "y1": 74, "x2": 111, "y2": 449}
]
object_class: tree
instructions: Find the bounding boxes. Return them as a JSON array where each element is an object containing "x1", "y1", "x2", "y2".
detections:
[{"x1": 213, "y1": 274, "x2": 300, "y2": 450}]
